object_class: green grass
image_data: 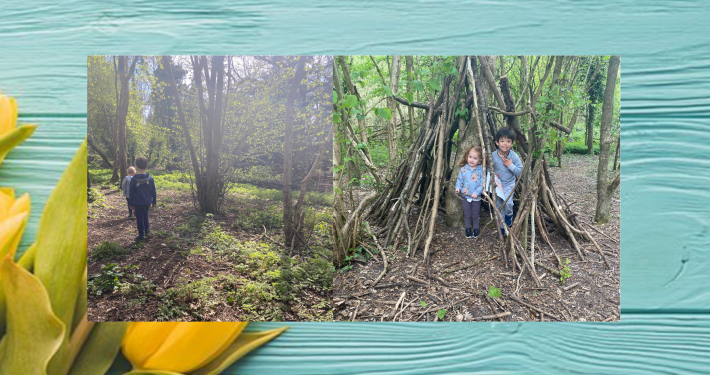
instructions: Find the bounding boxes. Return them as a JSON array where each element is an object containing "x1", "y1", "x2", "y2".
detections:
[{"x1": 91, "y1": 241, "x2": 131, "y2": 261}]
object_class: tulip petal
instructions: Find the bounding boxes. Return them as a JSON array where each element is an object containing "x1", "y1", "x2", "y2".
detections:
[
  {"x1": 9, "y1": 192, "x2": 31, "y2": 217},
  {"x1": 68, "y1": 322, "x2": 128, "y2": 375},
  {"x1": 142, "y1": 322, "x2": 247, "y2": 373},
  {"x1": 0, "y1": 257, "x2": 65, "y2": 375},
  {"x1": 123, "y1": 371, "x2": 186, "y2": 375},
  {"x1": 191, "y1": 326, "x2": 289, "y2": 375},
  {"x1": 123, "y1": 322, "x2": 180, "y2": 369},
  {"x1": 0, "y1": 94, "x2": 17, "y2": 135},
  {"x1": 0, "y1": 212, "x2": 28, "y2": 259}
]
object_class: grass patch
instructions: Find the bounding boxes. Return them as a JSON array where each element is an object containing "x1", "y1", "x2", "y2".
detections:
[
  {"x1": 91, "y1": 241, "x2": 131, "y2": 261},
  {"x1": 158, "y1": 277, "x2": 219, "y2": 321}
]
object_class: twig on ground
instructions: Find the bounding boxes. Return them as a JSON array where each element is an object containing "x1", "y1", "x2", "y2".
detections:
[
  {"x1": 471, "y1": 311, "x2": 511, "y2": 321},
  {"x1": 352, "y1": 301, "x2": 361, "y2": 321},
  {"x1": 581, "y1": 221, "x2": 619, "y2": 244},
  {"x1": 508, "y1": 294, "x2": 562, "y2": 321},
  {"x1": 563, "y1": 282, "x2": 580, "y2": 291}
]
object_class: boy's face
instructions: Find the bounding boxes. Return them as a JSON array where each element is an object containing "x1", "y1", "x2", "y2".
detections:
[{"x1": 496, "y1": 137, "x2": 513, "y2": 153}]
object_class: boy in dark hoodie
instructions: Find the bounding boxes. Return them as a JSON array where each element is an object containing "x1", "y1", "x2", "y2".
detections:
[{"x1": 129, "y1": 156, "x2": 157, "y2": 241}]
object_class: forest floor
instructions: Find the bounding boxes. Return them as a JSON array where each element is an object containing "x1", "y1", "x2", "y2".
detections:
[
  {"x1": 87, "y1": 169, "x2": 333, "y2": 322},
  {"x1": 334, "y1": 154, "x2": 620, "y2": 322}
]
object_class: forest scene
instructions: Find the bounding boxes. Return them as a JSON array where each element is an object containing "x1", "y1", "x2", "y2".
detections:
[
  {"x1": 87, "y1": 55, "x2": 333, "y2": 322},
  {"x1": 333, "y1": 55, "x2": 621, "y2": 322}
]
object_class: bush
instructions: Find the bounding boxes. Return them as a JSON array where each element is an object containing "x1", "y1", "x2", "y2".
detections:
[
  {"x1": 88, "y1": 263, "x2": 138, "y2": 295},
  {"x1": 88, "y1": 188, "x2": 105, "y2": 206},
  {"x1": 368, "y1": 142, "x2": 389, "y2": 168},
  {"x1": 91, "y1": 241, "x2": 130, "y2": 260},
  {"x1": 564, "y1": 141, "x2": 599, "y2": 155}
]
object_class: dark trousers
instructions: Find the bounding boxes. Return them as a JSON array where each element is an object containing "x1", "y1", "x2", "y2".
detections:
[
  {"x1": 126, "y1": 198, "x2": 133, "y2": 216},
  {"x1": 134, "y1": 205, "x2": 150, "y2": 237},
  {"x1": 462, "y1": 199, "x2": 481, "y2": 229}
]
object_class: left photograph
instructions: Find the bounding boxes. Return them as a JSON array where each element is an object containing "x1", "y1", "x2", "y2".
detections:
[{"x1": 87, "y1": 55, "x2": 334, "y2": 322}]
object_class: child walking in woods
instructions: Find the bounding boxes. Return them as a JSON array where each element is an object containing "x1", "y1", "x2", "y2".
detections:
[
  {"x1": 456, "y1": 146, "x2": 484, "y2": 238},
  {"x1": 129, "y1": 156, "x2": 157, "y2": 241},
  {"x1": 492, "y1": 127, "x2": 523, "y2": 236},
  {"x1": 122, "y1": 166, "x2": 136, "y2": 218}
]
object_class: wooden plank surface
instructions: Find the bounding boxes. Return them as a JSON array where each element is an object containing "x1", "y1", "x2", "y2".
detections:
[{"x1": 1, "y1": 1, "x2": 709, "y2": 373}]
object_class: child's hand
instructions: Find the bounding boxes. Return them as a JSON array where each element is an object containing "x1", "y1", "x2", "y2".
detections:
[
  {"x1": 455, "y1": 188, "x2": 460, "y2": 194},
  {"x1": 472, "y1": 194, "x2": 477, "y2": 198},
  {"x1": 130, "y1": 206, "x2": 134, "y2": 210},
  {"x1": 502, "y1": 156, "x2": 512, "y2": 167}
]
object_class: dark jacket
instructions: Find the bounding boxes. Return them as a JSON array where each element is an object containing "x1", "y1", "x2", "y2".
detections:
[{"x1": 129, "y1": 173, "x2": 157, "y2": 206}]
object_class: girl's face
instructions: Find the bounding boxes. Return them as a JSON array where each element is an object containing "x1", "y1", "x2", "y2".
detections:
[{"x1": 467, "y1": 150, "x2": 480, "y2": 167}]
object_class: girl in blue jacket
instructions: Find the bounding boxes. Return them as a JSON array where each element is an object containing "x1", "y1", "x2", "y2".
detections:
[{"x1": 455, "y1": 146, "x2": 484, "y2": 238}]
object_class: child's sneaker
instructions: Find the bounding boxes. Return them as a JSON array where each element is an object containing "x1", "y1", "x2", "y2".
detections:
[
  {"x1": 465, "y1": 228, "x2": 473, "y2": 238},
  {"x1": 134, "y1": 236, "x2": 145, "y2": 242},
  {"x1": 473, "y1": 228, "x2": 480, "y2": 238},
  {"x1": 145, "y1": 230, "x2": 151, "y2": 236}
]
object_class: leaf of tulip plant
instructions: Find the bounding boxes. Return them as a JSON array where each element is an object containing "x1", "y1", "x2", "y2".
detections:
[
  {"x1": 0, "y1": 125, "x2": 36, "y2": 167},
  {"x1": 0, "y1": 258, "x2": 64, "y2": 375},
  {"x1": 191, "y1": 327, "x2": 289, "y2": 375},
  {"x1": 68, "y1": 322, "x2": 128, "y2": 375},
  {"x1": 33, "y1": 140, "x2": 88, "y2": 331}
]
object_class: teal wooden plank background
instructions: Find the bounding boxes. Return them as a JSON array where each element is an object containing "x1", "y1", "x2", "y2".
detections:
[{"x1": 2, "y1": 0, "x2": 710, "y2": 373}]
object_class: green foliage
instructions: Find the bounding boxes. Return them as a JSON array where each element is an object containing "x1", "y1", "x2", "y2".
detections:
[
  {"x1": 87, "y1": 188, "x2": 105, "y2": 207},
  {"x1": 437, "y1": 309, "x2": 447, "y2": 320},
  {"x1": 233, "y1": 205, "x2": 283, "y2": 231},
  {"x1": 420, "y1": 301, "x2": 427, "y2": 308},
  {"x1": 159, "y1": 277, "x2": 219, "y2": 320},
  {"x1": 488, "y1": 286, "x2": 502, "y2": 298},
  {"x1": 560, "y1": 258, "x2": 572, "y2": 284},
  {"x1": 88, "y1": 263, "x2": 138, "y2": 296},
  {"x1": 91, "y1": 241, "x2": 130, "y2": 261},
  {"x1": 565, "y1": 141, "x2": 599, "y2": 155}
]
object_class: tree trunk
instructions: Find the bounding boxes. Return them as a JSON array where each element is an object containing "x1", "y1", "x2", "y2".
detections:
[
  {"x1": 594, "y1": 56, "x2": 621, "y2": 224},
  {"x1": 111, "y1": 57, "x2": 120, "y2": 183},
  {"x1": 117, "y1": 56, "x2": 133, "y2": 184},
  {"x1": 406, "y1": 56, "x2": 415, "y2": 144},
  {"x1": 387, "y1": 56, "x2": 402, "y2": 179},
  {"x1": 586, "y1": 102, "x2": 595, "y2": 155},
  {"x1": 87, "y1": 136, "x2": 114, "y2": 169},
  {"x1": 613, "y1": 134, "x2": 620, "y2": 171},
  {"x1": 283, "y1": 56, "x2": 308, "y2": 247},
  {"x1": 163, "y1": 55, "x2": 202, "y2": 204}
]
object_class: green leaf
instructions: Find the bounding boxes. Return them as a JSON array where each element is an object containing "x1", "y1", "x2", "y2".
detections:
[
  {"x1": 192, "y1": 327, "x2": 289, "y2": 375},
  {"x1": 333, "y1": 90, "x2": 338, "y2": 103},
  {"x1": 412, "y1": 80, "x2": 425, "y2": 92},
  {"x1": 0, "y1": 258, "x2": 65, "y2": 375},
  {"x1": 374, "y1": 108, "x2": 392, "y2": 120},
  {"x1": 33, "y1": 140, "x2": 88, "y2": 332},
  {"x1": 404, "y1": 92, "x2": 414, "y2": 105},
  {"x1": 381, "y1": 83, "x2": 393, "y2": 97},
  {"x1": 0, "y1": 125, "x2": 37, "y2": 168},
  {"x1": 437, "y1": 309, "x2": 447, "y2": 320},
  {"x1": 420, "y1": 301, "x2": 427, "y2": 308},
  {"x1": 488, "y1": 286, "x2": 501, "y2": 298},
  {"x1": 343, "y1": 94, "x2": 358, "y2": 109},
  {"x1": 343, "y1": 157, "x2": 353, "y2": 163},
  {"x1": 428, "y1": 78, "x2": 442, "y2": 91},
  {"x1": 333, "y1": 112, "x2": 341, "y2": 124},
  {"x1": 68, "y1": 322, "x2": 128, "y2": 375}
]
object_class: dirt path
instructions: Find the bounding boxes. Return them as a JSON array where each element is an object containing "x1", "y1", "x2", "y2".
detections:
[
  {"x1": 87, "y1": 186, "x2": 332, "y2": 322},
  {"x1": 334, "y1": 154, "x2": 620, "y2": 322}
]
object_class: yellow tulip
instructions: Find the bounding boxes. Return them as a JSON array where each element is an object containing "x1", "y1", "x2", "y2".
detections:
[
  {"x1": 122, "y1": 322, "x2": 288, "y2": 374},
  {"x1": 0, "y1": 188, "x2": 30, "y2": 259},
  {"x1": 0, "y1": 90, "x2": 37, "y2": 168}
]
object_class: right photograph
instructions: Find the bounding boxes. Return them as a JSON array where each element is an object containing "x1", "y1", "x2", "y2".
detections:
[{"x1": 333, "y1": 55, "x2": 620, "y2": 322}]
